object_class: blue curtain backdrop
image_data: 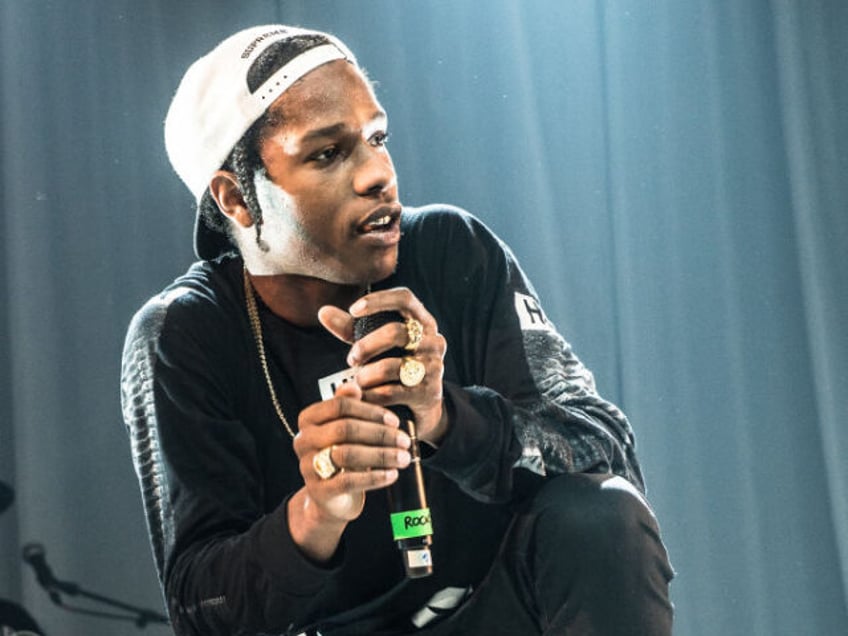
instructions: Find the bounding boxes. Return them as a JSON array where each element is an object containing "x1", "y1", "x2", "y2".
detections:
[{"x1": 1, "y1": 1, "x2": 845, "y2": 634}]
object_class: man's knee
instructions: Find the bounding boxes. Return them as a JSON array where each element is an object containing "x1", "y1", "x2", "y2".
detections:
[
  {"x1": 520, "y1": 472, "x2": 674, "y2": 599},
  {"x1": 528, "y1": 473, "x2": 656, "y2": 549},
  {"x1": 513, "y1": 473, "x2": 674, "y2": 634}
]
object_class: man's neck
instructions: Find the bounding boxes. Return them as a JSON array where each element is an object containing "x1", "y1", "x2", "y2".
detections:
[{"x1": 247, "y1": 272, "x2": 364, "y2": 326}]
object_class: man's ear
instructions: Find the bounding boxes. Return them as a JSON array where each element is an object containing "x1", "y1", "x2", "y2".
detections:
[{"x1": 209, "y1": 171, "x2": 254, "y2": 228}]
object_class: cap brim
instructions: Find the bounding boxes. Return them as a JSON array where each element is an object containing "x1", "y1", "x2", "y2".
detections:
[{"x1": 194, "y1": 208, "x2": 237, "y2": 260}]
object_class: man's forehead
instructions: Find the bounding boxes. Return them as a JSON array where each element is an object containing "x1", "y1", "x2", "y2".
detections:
[{"x1": 262, "y1": 62, "x2": 385, "y2": 135}]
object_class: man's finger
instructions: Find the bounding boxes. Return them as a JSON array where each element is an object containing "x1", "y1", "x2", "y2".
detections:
[
  {"x1": 348, "y1": 287, "x2": 433, "y2": 327},
  {"x1": 317, "y1": 305, "x2": 355, "y2": 343},
  {"x1": 332, "y1": 444, "x2": 411, "y2": 472},
  {"x1": 321, "y1": 468, "x2": 400, "y2": 494},
  {"x1": 301, "y1": 395, "x2": 387, "y2": 428},
  {"x1": 295, "y1": 416, "x2": 410, "y2": 454}
]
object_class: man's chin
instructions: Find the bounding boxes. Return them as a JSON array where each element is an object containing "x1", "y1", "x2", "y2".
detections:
[
  {"x1": 338, "y1": 263, "x2": 397, "y2": 289},
  {"x1": 247, "y1": 246, "x2": 398, "y2": 286},
  {"x1": 329, "y1": 247, "x2": 398, "y2": 287},
  {"x1": 363, "y1": 253, "x2": 399, "y2": 286}
]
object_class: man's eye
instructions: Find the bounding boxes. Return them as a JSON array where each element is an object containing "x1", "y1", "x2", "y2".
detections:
[
  {"x1": 370, "y1": 131, "x2": 389, "y2": 147},
  {"x1": 311, "y1": 146, "x2": 340, "y2": 163}
]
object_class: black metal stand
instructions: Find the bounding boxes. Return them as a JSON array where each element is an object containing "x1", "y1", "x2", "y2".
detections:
[
  {"x1": 45, "y1": 577, "x2": 170, "y2": 628},
  {"x1": 22, "y1": 542, "x2": 169, "y2": 629}
]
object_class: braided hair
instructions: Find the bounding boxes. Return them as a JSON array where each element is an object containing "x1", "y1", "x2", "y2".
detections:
[{"x1": 197, "y1": 34, "x2": 333, "y2": 252}]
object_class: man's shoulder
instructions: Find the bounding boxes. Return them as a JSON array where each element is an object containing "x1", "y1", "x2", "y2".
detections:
[
  {"x1": 125, "y1": 256, "x2": 242, "y2": 345},
  {"x1": 401, "y1": 204, "x2": 500, "y2": 246},
  {"x1": 400, "y1": 204, "x2": 505, "y2": 262},
  {"x1": 401, "y1": 203, "x2": 476, "y2": 231}
]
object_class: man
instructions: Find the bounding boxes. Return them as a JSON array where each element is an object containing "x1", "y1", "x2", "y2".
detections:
[{"x1": 121, "y1": 25, "x2": 673, "y2": 635}]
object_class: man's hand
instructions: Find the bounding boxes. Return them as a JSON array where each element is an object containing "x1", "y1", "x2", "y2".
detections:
[
  {"x1": 288, "y1": 381, "x2": 411, "y2": 561},
  {"x1": 318, "y1": 287, "x2": 449, "y2": 446}
]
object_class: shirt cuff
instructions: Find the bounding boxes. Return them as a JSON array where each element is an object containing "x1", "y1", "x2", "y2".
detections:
[
  {"x1": 422, "y1": 382, "x2": 495, "y2": 472},
  {"x1": 254, "y1": 495, "x2": 345, "y2": 596}
]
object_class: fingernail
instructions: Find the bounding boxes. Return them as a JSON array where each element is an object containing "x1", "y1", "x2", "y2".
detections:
[
  {"x1": 397, "y1": 431, "x2": 411, "y2": 448},
  {"x1": 386, "y1": 469, "x2": 399, "y2": 481},
  {"x1": 398, "y1": 450, "x2": 411, "y2": 467},
  {"x1": 349, "y1": 299, "x2": 367, "y2": 316},
  {"x1": 383, "y1": 411, "x2": 400, "y2": 427},
  {"x1": 347, "y1": 346, "x2": 359, "y2": 367}
]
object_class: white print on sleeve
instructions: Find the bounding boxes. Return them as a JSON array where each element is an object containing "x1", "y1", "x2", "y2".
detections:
[{"x1": 514, "y1": 292, "x2": 554, "y2": 333}]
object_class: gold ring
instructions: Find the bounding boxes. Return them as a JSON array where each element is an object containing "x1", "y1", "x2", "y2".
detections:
[
  {"x1": 313, "y1": 445, "x2": 339, "y2": 480},
  {"x1": 399, "y1": 357, "x2": 426, "y2": 387},
  {"x1": 404, "y1": 317, "x2": 424, "y2": 352}
]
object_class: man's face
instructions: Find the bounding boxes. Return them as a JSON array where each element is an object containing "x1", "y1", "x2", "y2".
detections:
[{"x1": 250, "y1": 59, "x2": 401, "y2": 285}]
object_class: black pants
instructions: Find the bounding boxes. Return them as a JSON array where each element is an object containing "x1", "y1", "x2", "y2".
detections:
[
  {"x1": 319, "y1": 472, "x2": 674, "y2": 636},
  {"x1": 412, "y1": 472, "x2": 673, "y2": 635}
]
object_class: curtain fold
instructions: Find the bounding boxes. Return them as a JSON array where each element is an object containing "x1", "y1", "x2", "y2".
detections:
[
  {"x1": 772, "y1": 0, "x2": 848, "y2": 606},
  {"x1": 1, "y1": 2, "x2": 845, "y2": 634}
]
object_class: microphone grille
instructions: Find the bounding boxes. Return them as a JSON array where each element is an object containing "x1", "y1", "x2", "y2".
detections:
[{"x1": 353, "y1": 310, "x2": 404, "y2": 341}]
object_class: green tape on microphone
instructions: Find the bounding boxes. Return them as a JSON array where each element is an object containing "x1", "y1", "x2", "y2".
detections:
[{"x1": 390, "y1": 508, "x2": 433, "y2": 540}]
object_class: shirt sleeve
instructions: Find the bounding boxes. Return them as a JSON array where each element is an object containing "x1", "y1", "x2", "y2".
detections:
[
  {"x1": 414, "y1": 208, "x2": 645, "y2": 501},
  {"x1": 120, "y1": 285, "x2": 339, "y2": 636}
]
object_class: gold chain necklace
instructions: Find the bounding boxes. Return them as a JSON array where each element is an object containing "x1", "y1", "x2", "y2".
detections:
[{"x1": 243, "y1": 267, "x2": 296, "y2": 439}]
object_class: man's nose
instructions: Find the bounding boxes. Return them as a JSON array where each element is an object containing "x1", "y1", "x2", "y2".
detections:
[{"x1": 353, "y1": 144, "x2": 396, "y2": 198}]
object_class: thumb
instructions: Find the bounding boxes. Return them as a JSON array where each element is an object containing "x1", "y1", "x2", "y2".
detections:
[{"x1": 318, "y1": 305, "x2": 355, "y2": 344}]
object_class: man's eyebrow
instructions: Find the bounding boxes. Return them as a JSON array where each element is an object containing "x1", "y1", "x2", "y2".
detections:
[
  {"x1": 302, "y1": 122, "x2": 347, "y2": 143},
  {"x1": 301, "y1": 112, "x2": 388, "y2": 143}
]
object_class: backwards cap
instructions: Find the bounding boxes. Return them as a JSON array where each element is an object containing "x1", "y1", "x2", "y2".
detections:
[{"x1": 163, "y1": 25, "x2": 357, "y2": 258}]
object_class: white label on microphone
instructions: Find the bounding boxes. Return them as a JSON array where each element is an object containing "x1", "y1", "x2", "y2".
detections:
[
  {"x1": 318, "y1": 367, "x2": 357, "y2": 401},
  {"x1": 406, "y1": 548, "x2": 432, "y2": 569}
]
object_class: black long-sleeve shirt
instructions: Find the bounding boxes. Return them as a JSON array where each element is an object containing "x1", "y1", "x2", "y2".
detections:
[{"x1": 120, "y1": 205, "x2": 643, "y2": 635}]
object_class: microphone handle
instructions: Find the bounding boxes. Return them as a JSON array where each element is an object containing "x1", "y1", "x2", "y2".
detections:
[
  {"x1": 353, "y1": 312, "x2": 434, "y2": 578},
  {"x1": 387, "y1": 404, "x2": 433, "y2": 578}
]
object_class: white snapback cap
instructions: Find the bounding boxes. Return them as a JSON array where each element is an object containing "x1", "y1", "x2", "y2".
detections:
[{"x1": 163, "y1": 25, "x2": 357, "y2": 258}]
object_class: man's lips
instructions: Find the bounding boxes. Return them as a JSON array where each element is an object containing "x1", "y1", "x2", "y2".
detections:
[{"x1": 357, "y1": 204, "x2": 402, "y2": 234}]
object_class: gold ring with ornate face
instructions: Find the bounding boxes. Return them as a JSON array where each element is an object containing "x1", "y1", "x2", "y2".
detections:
[
  {"x1": 399, "y1": 357, "x2": 426, "y2": 387},
  {"x1": 404, "y1": 317, "x2": 424, "y2": 352},
  {"x1": 313, "y1": 445, "x2": 339, "y2": 480}
]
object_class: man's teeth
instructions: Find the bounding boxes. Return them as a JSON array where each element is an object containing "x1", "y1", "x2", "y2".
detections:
[{"x1": 364, "y1": 215, "x2": 391, "y2": 231}]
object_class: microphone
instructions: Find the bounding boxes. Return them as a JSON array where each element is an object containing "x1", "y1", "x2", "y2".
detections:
[
  {"x1": 354, "y1": 311, "x2": 434, "y2": 578},
  {"x1": 22, "y1": 543, "x2": 62, "y2": 603}
]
